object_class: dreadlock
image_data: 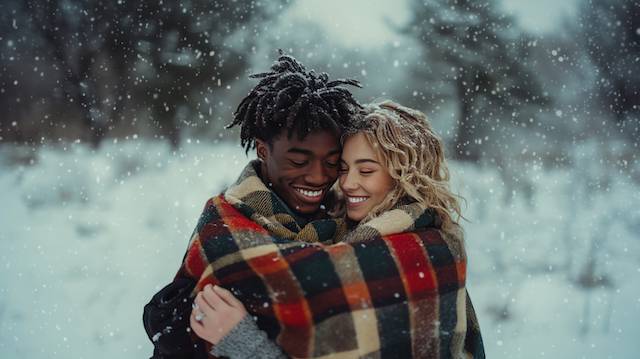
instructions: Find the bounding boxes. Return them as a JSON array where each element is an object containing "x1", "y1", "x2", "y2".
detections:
[{"x1": 227, "y1": 49, "x2": 363, "y2": 153}]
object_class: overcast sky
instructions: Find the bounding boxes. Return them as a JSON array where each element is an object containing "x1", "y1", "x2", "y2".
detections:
[{"x1": 286, "y1": 0, "x2": 579, "y2": 48}]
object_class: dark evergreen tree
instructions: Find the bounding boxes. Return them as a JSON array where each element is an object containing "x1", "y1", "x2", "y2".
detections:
[
  {"x1": 579, "y1": 0, "x2": 640, "y2": 140},
  {"x1": 404, "y1": 0, "x2": 549, "y2": 161},
  {"x1": 3, "y1": 0, "x2": 290, "y2": 147}
]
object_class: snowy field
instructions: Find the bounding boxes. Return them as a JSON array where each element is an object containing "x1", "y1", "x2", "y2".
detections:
[{"x1": 0, "y1": 140, "x2": 638, "y2": 359}]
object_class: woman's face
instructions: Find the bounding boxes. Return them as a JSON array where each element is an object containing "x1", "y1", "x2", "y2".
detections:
[{"x1": 339, "y1": 133, "x2": 395, "y2": 222}]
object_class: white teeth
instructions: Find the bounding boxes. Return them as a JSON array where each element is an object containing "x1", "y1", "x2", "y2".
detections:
[
  {"x1": 296, "y1": 188, "x2": 322, "y2": 197},
  {"x1": 347, "y1": 196, "x2": 368, "y2": 203}
]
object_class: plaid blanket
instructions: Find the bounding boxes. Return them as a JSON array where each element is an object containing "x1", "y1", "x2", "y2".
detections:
[{"x1": 176, "y1": 161, "x2": 484, "y2": 358}]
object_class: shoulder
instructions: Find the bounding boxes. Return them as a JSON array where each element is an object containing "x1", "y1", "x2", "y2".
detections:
[
  {"x1": 193, "y1": 194, "x2": 253, "y2": 235},
  {"x1": 197, "y1": 194, "x2": 269, "y2": 239},
  {"x1": 383, "y1": 225, "x2": 467, "y2": 267},
  {"x1": 198, "y1": 194, "x2": 250, "y2": 221},
  {"x1": 194, "y1": 195, "x2": 225, "y2": 228},
  {"x1": 412, "y1": 225, "x2": 467, "y2": 262}
]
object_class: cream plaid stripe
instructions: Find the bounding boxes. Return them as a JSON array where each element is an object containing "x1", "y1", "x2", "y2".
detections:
[
  {"x1": 180, "y1": 161, "x2": 485, "y2": 358},
  {"x1": 225, "y1": 160, "x2": 346, "y2": 244}
]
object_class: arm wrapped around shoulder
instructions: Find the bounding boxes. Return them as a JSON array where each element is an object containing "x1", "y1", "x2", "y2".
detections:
[{"x1": 192, "y1": 220, "x2": 485, "y2": 358}]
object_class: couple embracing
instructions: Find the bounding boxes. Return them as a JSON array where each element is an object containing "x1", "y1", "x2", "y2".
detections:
[{"x1": 143, "y1": 51, "x2": 485, "y2": 359}]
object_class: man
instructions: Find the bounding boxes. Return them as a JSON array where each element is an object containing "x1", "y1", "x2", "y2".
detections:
[{"x1": 143, "y1": 50, "x2": 362, "y2": 358}]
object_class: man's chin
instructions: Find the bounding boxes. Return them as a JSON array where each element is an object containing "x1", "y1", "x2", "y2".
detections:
[
  {"x1": 292, "y1": 204, "x2": 322, "y2": 216},
  {"x1": 286, "y1": 189, "x2": 326, "y2": 215},
  {"x1": 286, "y1": 198, "x2": 323, "y2": 216}
]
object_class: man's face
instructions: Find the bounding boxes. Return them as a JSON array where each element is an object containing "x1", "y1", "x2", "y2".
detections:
[{"x1": 256, "y1": 130, "x2": 341, "y2": 215}]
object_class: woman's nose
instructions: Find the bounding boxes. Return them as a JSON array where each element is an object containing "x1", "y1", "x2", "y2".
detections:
[{"x1": 339, "y1": 171, "x2": 359, "y2": 191}]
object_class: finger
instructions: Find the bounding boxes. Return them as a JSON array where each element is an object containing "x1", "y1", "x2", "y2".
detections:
[
  {"x1": 194, "y1": 292, "x2": 216, "y2": 318},
  {"x1": 201, "y1": 284, "x2": 229, "y2": 311},
  {"x1": 189, "y1": 311, "x2": 205, "y2": 336},
  {"x1": 213, "y1": 285, "x2": 244, "y2": 309}
]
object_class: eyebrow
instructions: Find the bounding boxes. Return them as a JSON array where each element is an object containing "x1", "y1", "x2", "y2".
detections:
[
  {"x1": 354, "y1": 158, "x2": 380, "y2": 165},
  {"x1": 287, "y1": 148, "x2": 341, "y2": 156}
]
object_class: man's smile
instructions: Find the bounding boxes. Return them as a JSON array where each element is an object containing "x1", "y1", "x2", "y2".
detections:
[{"x1": 292, "y1": 186, "x2": 325, "y2": 203}]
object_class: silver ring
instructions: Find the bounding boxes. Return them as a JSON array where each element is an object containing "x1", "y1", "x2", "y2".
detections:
[{"x1": 195, "y1": 311, "x2": 206, "y2": 322}]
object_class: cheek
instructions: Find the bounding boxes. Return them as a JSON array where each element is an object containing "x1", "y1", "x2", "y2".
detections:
[
  {"x1": 338, "y1": 174, "x2": 346, "y2": 187},
  {"x1": 264, "y1": 158, "x2": 280, "y2": 177},
  {"x1": 384, "y1": 177, "x2": 395, "y2": 193},
  {"x1": 383, "y1": 171, "x2": 395, "y2": 189},
  {"x1": 372, "y1": 175, "x2": 393, "y2": 196},
  {"x1": 327, "y1": 169, "x2": 338, "y2": 182},
  {"x1": 269, "y1": 163, "x2": 296, "y2": 182}
]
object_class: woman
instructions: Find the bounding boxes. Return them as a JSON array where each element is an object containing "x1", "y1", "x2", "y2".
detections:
[{"x1": 189, "y1": 101, "x2": 484, "y2": 358}]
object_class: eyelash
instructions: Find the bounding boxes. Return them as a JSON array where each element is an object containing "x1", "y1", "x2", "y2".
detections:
[
  {"x1": 338, "y1": 169, "x2": 374, "y2": 175},
  {"x1": 290, "y1": 160, "x2": 339, "y2": 168}
]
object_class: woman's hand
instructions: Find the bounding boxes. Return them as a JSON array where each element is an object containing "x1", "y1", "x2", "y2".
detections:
[{"x1": 190, "y1": 284, "x2": 248, "y2": 345}]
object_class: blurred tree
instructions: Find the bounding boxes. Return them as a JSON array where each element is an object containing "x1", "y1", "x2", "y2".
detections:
[
  {"x1": 404, "y1": 0, "x2": 549, "y2": 162},
  {"x1": 7, "y1": 0, "x2": 289, "y2": 147},
  {"x1": 579, "y1": 0, "x2": 640, "y2": 140}
]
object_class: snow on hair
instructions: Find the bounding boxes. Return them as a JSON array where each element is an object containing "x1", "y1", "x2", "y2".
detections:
[{"x1": 344, "y1": 100, "x2": 465, "y2": 234}]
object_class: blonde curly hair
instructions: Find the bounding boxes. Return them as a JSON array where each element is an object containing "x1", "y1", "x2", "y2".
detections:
[{"x1": 343, "y1": 100, "x2": 465, "y2": 234}]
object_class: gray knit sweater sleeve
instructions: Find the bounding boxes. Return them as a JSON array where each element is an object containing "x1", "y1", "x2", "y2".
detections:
[{"x1": 210, "y1": 315, "x2": 288, "y2": 359}]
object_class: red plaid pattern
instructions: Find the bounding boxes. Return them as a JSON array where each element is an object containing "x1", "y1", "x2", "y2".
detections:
[{"x1": 173, "y1": 195, "x2": 484, "y2": 358}]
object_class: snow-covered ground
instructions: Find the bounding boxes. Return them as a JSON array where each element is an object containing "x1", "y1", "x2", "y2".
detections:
[{"x1": 0, "y1": 140, "x2": 638, "y2": 358}]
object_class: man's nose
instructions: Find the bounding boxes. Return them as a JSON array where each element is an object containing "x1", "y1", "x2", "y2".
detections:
[{"x1": 305, "y1": 160, "x2": 331, "y2": 186}]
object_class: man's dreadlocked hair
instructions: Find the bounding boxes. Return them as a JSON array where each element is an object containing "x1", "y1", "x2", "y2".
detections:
[{"x1": 227, "y1": 50, "x2": 363, "y2": 153}]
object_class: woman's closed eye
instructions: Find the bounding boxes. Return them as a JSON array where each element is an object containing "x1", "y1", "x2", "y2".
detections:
[{"x1": 357, "y1": 166, "x2": 377, "y2": 175}]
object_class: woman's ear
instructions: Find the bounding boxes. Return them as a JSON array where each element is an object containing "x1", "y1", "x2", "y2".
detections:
[{"x1": 255, "y1": 139, "x2": 269, "y2": 162}]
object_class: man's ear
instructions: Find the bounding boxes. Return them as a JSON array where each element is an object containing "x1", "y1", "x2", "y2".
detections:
[{"x1": 255, "y1": 139, "x2": 269, "y2": 162}]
